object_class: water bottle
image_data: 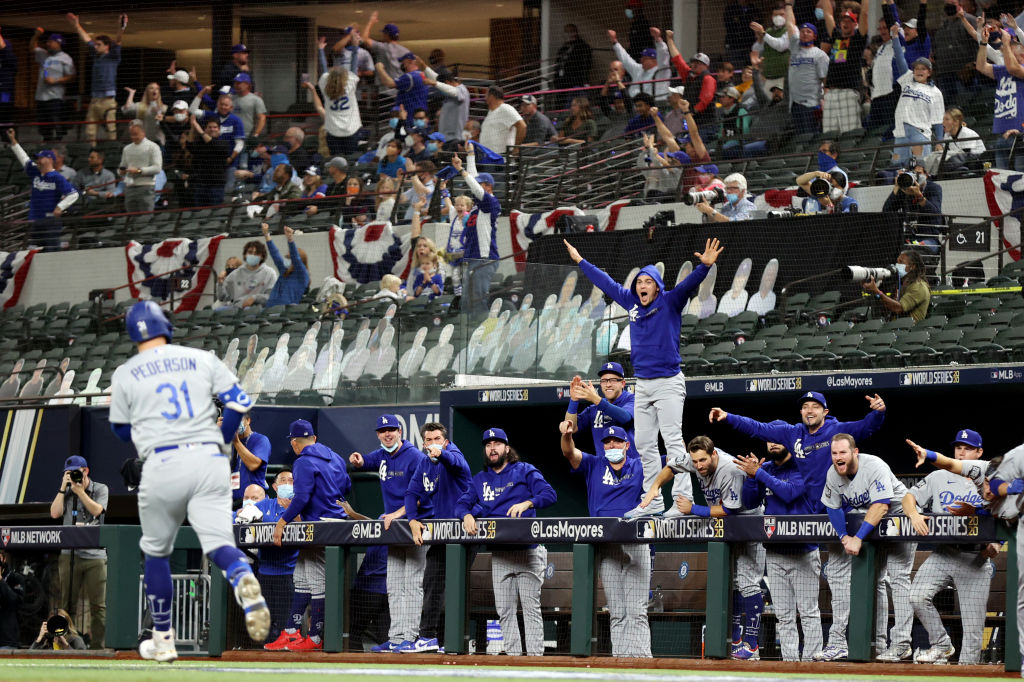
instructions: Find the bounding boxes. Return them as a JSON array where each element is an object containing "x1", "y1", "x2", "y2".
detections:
[{"x1": 485, "y1": 618, "x2": 503, "y2": 654}]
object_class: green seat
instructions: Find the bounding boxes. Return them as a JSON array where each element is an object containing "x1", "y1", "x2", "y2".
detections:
[
  {"x1": 893, "y1": 331, "x2": 931, "y2": 351},
  {"x1": 917, "y1": 315, "x2": 948, "y2": 331}
]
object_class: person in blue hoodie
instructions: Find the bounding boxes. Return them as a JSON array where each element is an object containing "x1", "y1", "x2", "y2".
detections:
[
  {"x1": 246, "y1": 469, "x2": 299, "y2": 650},
  {"x1": 455, "y1": 428, "x2": 557, "y2": 656},
  {"x1": 272, "y1": 419, "x2": 351, "y2": 652},
  {"x1": 262, "y1": 223, "x2": 310, "y2": 308},
  {"x1": 560, "y1": 422, "x2": 649, "y2": 658},
  {"x1": 738, "y1": 441, "x2": 822, "y2": 662},
  {"x1": 349, "y1": 414, "x2": 430, "y2": 653},
  {"x1": 404, "y1": 421, "x2": 472, "y2": 654},
  {"x1": 565, "y1": 361, "x2": 635, "y2": 457},
  {"x1": 564, "y1": 236, "x2": 723, "y2": 515},
  {"x1": 451, "y1": 148, "x2": 500, "y2": 316}
]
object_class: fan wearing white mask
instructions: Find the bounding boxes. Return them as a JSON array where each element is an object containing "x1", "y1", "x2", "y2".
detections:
[{"x1": 795, "y1": 168, "x2": 859, "y2": 214}]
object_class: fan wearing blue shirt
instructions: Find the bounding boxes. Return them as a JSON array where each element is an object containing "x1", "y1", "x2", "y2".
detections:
[
  {"x1": 738, "y1": 442, "x2": 822, "y2": 662},
  {"x1": 7, "y1": 130, "x2": 79, "y2": 252},
  {"x1": 349, "y1": 414, "x2": 429, "y2": 653},
  {"x1": 451, "y1": 149, "x2": 501, "y2": 315},
  {"x1": 560, "y1": 423, "x2": 650, "y2": 657},
  {"x1": 375, "y1": 52, "x2": 429, "y2": 114},
  {"x1": 404, "y1": 422, "x2": 473, "y2": 654},
  {"x1": 228, "y1": 411, "x2": 270, "y2": 503},
  {"x1": 455, "y1": 428, "x2": 557, "y2": 656}
]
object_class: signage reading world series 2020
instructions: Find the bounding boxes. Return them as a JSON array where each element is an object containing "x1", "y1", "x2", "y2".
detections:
[{"x1": 230, "y1": 514, "x2": 998, "y2": 548}]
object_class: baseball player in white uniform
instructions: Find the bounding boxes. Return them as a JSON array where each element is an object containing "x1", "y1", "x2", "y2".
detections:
[
  {"x1": 904, "y1": 430, "x2": 1000, "y2": 664},
  {"x1": 819, "y1": 433, "x2": 911, "y2": 663},
  {"x1": 109, "y1": 301, "x2": 269, "y2": 662},
  {"x1": 639, "y1": 435, "x2": 765, "y2": 660},
  {"x1": 984, "y1": 442, "x2": 1024, "y2": 676}
]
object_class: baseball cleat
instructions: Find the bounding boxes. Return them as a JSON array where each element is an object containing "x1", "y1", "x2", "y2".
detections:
[
  {"x1": 264, "y1": 630, "x2": 301, "y2": 651},
  {"x1": 624, "y1": 500, "x2": 665, "y2": 518},
  {"x1": 876, "y1": 643, "x2": 912, "y2": 662},
  {"x1": 286, "y1": 635, "x2": 323, "y2": 651},
  {"x1": 139, "y1": 628, "x2": 177, "y2": 663},
  {"x1": 730, "y1": 642, "x2": 760, "y2": 661},
  {"x1": 915, "y1": 643, "x2": 955, "y2": 664},
  {"x1": 371, "y1": 640, "x2": 402, "y2": 653},
  {"x1": 400, "y1": 637, "x2": 441, "y2": 653},
  {"x1": 234, "y1": 573, "x2": 271, "y2": 643},
  {"x1": 813, "y1": 644, "x2": 849, "y2": 661}
]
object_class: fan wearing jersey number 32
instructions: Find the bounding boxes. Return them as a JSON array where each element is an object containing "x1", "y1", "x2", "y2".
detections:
[{"x1": 109, "y1": 301, "x2": 270, "y2": 663}]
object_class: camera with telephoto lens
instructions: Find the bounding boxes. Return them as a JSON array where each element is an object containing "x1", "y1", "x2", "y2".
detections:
[
  {"x1": 682, "y1": 187, "x2": 725, "y2": 206},
  {"x1": 896, "y1": 171, "x2": 915, "y2": 189},
  {"x1": 68, "y1": 469, "x2": 83, "y2": 484},
  {"x1": 845, "y1": 265, "x2": 897, "y2": 283},
  {"x1": 47, "y1": 614, "x2": 69, "y2": 637},
  {"x1": 809, "y1": 177, "x2": 831, "y2": 198}
]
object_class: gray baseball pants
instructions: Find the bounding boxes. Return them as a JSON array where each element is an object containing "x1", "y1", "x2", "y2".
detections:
[
  {"x1": 766, "y1": 548, "x2": 822, "y2": 661},
  {"x1": 293, "y1": 548, "x2": 325, "y2": 599},
  {"x1": 734, "y1": 542, "x2": 766, "y2": 596},
  {"x1": 597, "y1": 543, "x2": 651, "y2": 657},
  {"x1": 634, "y1": 373, "x2": 687, "y2": 513},
  {"x1": 387, "y1": 544, "x2": 428, "y2": 644},
  {"x1": 910, "y1": 548, "x2": 992, "y2": 664},
  {"x1": 492, "y1": 546, "x2": 547, "y2": 656}
]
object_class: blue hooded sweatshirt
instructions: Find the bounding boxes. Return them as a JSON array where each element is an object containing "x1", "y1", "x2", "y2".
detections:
[
  {"x1": 740, "y1": 454, "x2": 817, "y2": 554},
  {"x1": 579, "y1": 260, "x2": 709, "y2": 378},
  {"x1": 282, "y1": 442, "x2": 351, "y2": 522},
  {"x1": 724, "y1": 410, "x2": 885, "y2": 512},
  {"x1": 576, "y1": 391, "x2": 635, "y2": 457},
  {"x1": 359, "y1": 439, "x2": 428, "y2": 514},
  {"x1": 405, "y1": 442, "x2": 473, "y2": 520},
  {"x1": 454, "y1": 460, "x2": 557, "y2": 519}
]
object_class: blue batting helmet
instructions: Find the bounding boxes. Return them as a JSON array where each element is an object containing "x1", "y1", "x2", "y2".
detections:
[{"x1": 126, "y1": 301, "x2": 173, "y2": 343}]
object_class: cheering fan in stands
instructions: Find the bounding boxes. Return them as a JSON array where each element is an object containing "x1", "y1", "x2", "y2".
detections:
[
  {"x1": 624, "y1": 92, "x2": 659, "y2": 137},
  {"x1": 218, "y1": 43, "x2": 250, "y2": 90},
  {"x1": 305, "y1": 33, "x2": 361, "y2": 157},
  {"x1": 564, "y1": 236, "x2": 724, "y2": 516},
  {"x1": 637, "y1": 131, "x2": 681, "y2": 200},
  {"x1": 65, "y1": 9, "x2": 124, "y2": 146},
  {"x1": 795, "y1": 168, "x2": 857, "y2": 214},
  {"x1": 695, "y1": 173, "x2": 755, "y2": 222},
  {"x1": 732, "y1": 53, "x2": 795, "y2": 158},
  {"x1": 975, "y1": 23, "x2": 1024, "y2": 172},
  {"x1": 451, "y1": 148, "x2": 501, "y2": 315},
  {"x1": 262, "y1": 223, "x2": 310, "y2": 308},
  {"x1": 890, "y1": 30, "x2": 945, "y2": 166},
  {"x1": 861, "y1": 248, "x2": 931, "y2": 323},
  {"x1": 609, "y1": 25, "x2": 669, "y2": 101},
  {"x1": 374, "y1": 175, "x2": 397, "y2": 222},
  {"x1": 665, "y1": 30, "x2": 717, "y2": 140},
  {"x1": 648, "y1": 100, "x2": 712, "y2": 193}
]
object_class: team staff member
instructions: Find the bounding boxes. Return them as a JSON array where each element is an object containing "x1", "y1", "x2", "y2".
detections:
[
  {"x1": 738, "y1": 443, "x2": 822, "y2": 662},
  {"x1": 819, "y1": 433, "x2": 911, "y2": 663},
  {"x1": 6, "y1": 129, "x2": 78, "y2": 252},
  {"x1": 224, "y1": 410, "x2": 270, "y2": 503},
  {"x1": 109, "y1": 301, "x2": 269, "y2": 663},
  {"x1": 904, "y1": 432, "x2": 1000, "y2": 665},
  {"x1": 350, "y1": 415, "x2": 429, "y2": 653},
  {"x1": 272, "y1": 420, "x2": 351, "y2": 651},
  {"x1": 455, "y1": 428, "x2": 557, "y2": 656},
  {"x1": 565, "y1": 237, "x2": 724, "y2": 515},
  {"x1": 560, "y1": 423, "x2": 649, "y2": 657},
  {"x1": 638, "y1": 436, "x2": 765, "y2": 660},
  {"x1": 405, "y1": 422, "x2": 473, "y2": 654},
  {"x1": 565, "y1": 361, "x2": 635, "y2": 455},
  {"x1": 983, "y1": 441, "x2": 1024, "y2": 673},
  {"x1": 709, "y1": 391, "x2": 885, "y2": 512},
  {"x1": 250, "y1": 469, "x2": 298, "y2": 651}
]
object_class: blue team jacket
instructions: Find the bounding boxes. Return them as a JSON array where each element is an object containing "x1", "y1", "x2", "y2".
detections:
[
  {"x1": 360, "y1": 440, "x2": 428, "y2": 514},
  {"x1": 741, "y1": 456, "x2": 817, "y2": 553},
  {"x1": 579, "y1": 261, "x2": 709, "y2": 378},
  {"x1": 725, "y1": 411, "x2": 885, "y2": 512},
  {"x1": 252, "y1": 497, "x2": 299, "y2": 574},
  {"x1": 577, "y1": 391, "x2": 635, "y2": 457},
  {"x1": 405, "y1": 443, "x2": 473, "y2": 520},
  {"x1": 454, "y1": 460, "x2": 557, "y2": 519},
  {"x1": 282, "y1": 442, "x2": 351, "y2": 522}
]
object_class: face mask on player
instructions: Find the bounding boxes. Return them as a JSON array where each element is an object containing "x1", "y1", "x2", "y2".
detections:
[
  {"x1": 604, "y1": 448, "x2": 626, "y2": 463},
  {"x1": 276, "y1": 484, "x2": 294, "y2": 500},
  {"x1": 424, "y1": 442, "x2": 443, "y2": 460},
  {"x1": 382, "y1": 440, "x2": 400, "y2": 453},
  {"x1": 242, "y1": 498, "x2": 256, "y2": 508}
]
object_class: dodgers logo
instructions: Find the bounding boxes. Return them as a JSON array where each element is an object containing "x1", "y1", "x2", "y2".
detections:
[
  {"x1": 379, "y1": 461, "x2": 388, "y2": 480},
  {"x1": 0, "y1": 528, "x2": 9, "y2": 547},
  {"x1": 763, "y1": 517, "x2": 776, "y2": 538}
]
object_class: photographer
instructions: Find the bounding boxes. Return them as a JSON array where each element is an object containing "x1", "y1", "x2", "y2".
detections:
[
  {"x1": 30, "y1": 610, "x2": 85, "y2": 650},
  {"x1": 882, "y1": 161, "x2": 942, "y2": 251},
  {"x1": 862, "y1": 249, "x2": 931, "y2": 323},
  {"x1": 0, "y1": 550, "x2": 23, "y2": 648},
  {"x1": 49, "y1": 455, "x2": 107, "y2": 649},
  {"x1": 695, "y1": 173, "x2": 755, "y2": 222},
  {"x1": 795, "y1": 169, "x2": 858, "y2": 214}
]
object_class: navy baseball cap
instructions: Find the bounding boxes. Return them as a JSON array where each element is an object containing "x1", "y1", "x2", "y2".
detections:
[
  {"x1": 36, "y1": 150, "x2": 56, "y2": 161},
  {"x1": 601, "y1": 426, "x2": 629, "y2": 442},
  {"x1": 695, "y1": 164, "x2": 719, "y2": 176},
  {"x1": 232, "y1": 43, "x2": 248, "y2": 53},
  {"x1": 288, "y1": 419, "x2": 314, "y2": 439},
  {"x1": 598, "y1": 361, "x2": 625, "y2": 378},
  {"x1": 476, "y1": 172, "x2": 495, "y2": 186},
  {"x1": 798, "y1": 391, "x2": 828, "y2": 409},
  {"x1": 48, "y1": 33, "x2": 64, "y2": 46},
  {"x1": 799, "y1": 22, "x2": 818, "y2": 36},
  {"x1": 952, "y1": 429, "x2": 982, "y2": 448},
  {"x1": 399, "y1": 52, "x2": 416, "y2": 62},
  {"x1": 641, "y1": 48, "x2": 657, "y2": 59},
  {"x1": 383, "y1": 23, "x2": 400, "y2": 37},
  {"x1": 234, "y1": 73, "x2": 252, "y2": 84},
  {"x1": 482, "y1": 427, "x2": 508, "y2": 444},
  {"x1": 64, "y1": 455, "x2": 88, "y2": 470},
  {"x1": 666, "y1": 151, "x2": 691, "y2": 164},
  {"x1": 428, "y1": 132, "x2": 446, "y2": 142},
  {"x1": 376, "y1": 414, "x2": 401, "y2": 431}
]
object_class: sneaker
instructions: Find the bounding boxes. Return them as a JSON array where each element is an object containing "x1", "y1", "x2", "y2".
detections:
[
  {"x1": 264, "y1": 631, "x2": 301, "y2": 651},
  {"x1": 876, "y1": 643, "x2": 912, "y2": 662},
  {"x1": 813, "y1": 644, "x2": 849, "y2": 661},
  {"x1": 624, "y1": 500, "x2": 665, "y2": 518},
  {"x1": 400, "y1": 637, "x2": 440, "y2": 653},
  {"x1": 234, "y1": 573, "x2": 271, "y2": 643},
  {"x1": 286, "y1": 636, "x2": 323, "y2": 651},
  {"x1": 915, "y1": 643, "x2": 955, "y2": 664},
  {"x1": 371, "y1": 640, "x2": 402, "y2": 653},
  {"x1": 139, "y1": 628, "x2": 178, "y2": 663},
  {"x1": 731, "y1": 642, "x2": 760, "y2": 661},
  {"x1": 729, "y1": 640, "x2": 743, "y2": 656},
  {"x1": 661, "y1": 505, "x2": 684, "y2": 518}
]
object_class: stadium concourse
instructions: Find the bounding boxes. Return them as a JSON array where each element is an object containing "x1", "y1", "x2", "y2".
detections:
[{"x1": 3, "y1": 0, "x2": 1024, "y2": 679}]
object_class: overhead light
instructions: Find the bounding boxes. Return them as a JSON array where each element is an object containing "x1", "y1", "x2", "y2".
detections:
[
  {"x1": 355, "y1": 9, "x2": 363, "y2": 13},
  {"x1": 84, "y1": 21, "x2": 94, "y2": 25},
  {"x1": 156, "y1": 40, "x2": 164, "y2": 44},
  {"x1": 197, "y1": 15, "x2": 206, "y2": 20}
]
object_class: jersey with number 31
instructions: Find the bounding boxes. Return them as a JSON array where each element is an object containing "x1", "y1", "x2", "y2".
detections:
[{"x1": 109, "y1": 344, "x2": 241, "y2": 459}]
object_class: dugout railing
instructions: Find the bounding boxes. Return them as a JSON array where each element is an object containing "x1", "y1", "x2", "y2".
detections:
[{"x1": 1, "y1": 514, "x2": 1015, "y2": 666}]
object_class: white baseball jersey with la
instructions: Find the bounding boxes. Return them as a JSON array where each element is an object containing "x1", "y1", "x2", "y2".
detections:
[
  {"x1": 669, "y1": 450, "x2": 763, "y2": 515},
  {"x1": 821, "y1": 452, "x2": 907, "y2": 511},
  {"x1": 109, "y1": 344, "x2": 240, "y2": 460}
]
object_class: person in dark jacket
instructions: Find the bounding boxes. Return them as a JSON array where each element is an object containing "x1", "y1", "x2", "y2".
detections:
[
  {"x1": 0, "y1": 26, "x2": 17, "y2": 128},
  {"x1": 554, "y1": 24, "x2": 593, "y2": 107},
  {"x1": 272, "y1": 419, "x2": 351, "y2": 652},
  {"x1": 732, "y1": 56, "x2": 792, "y2": 158},
  {"x1": 0, "y1": 551, "x2": 23, "y2": 648}
]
